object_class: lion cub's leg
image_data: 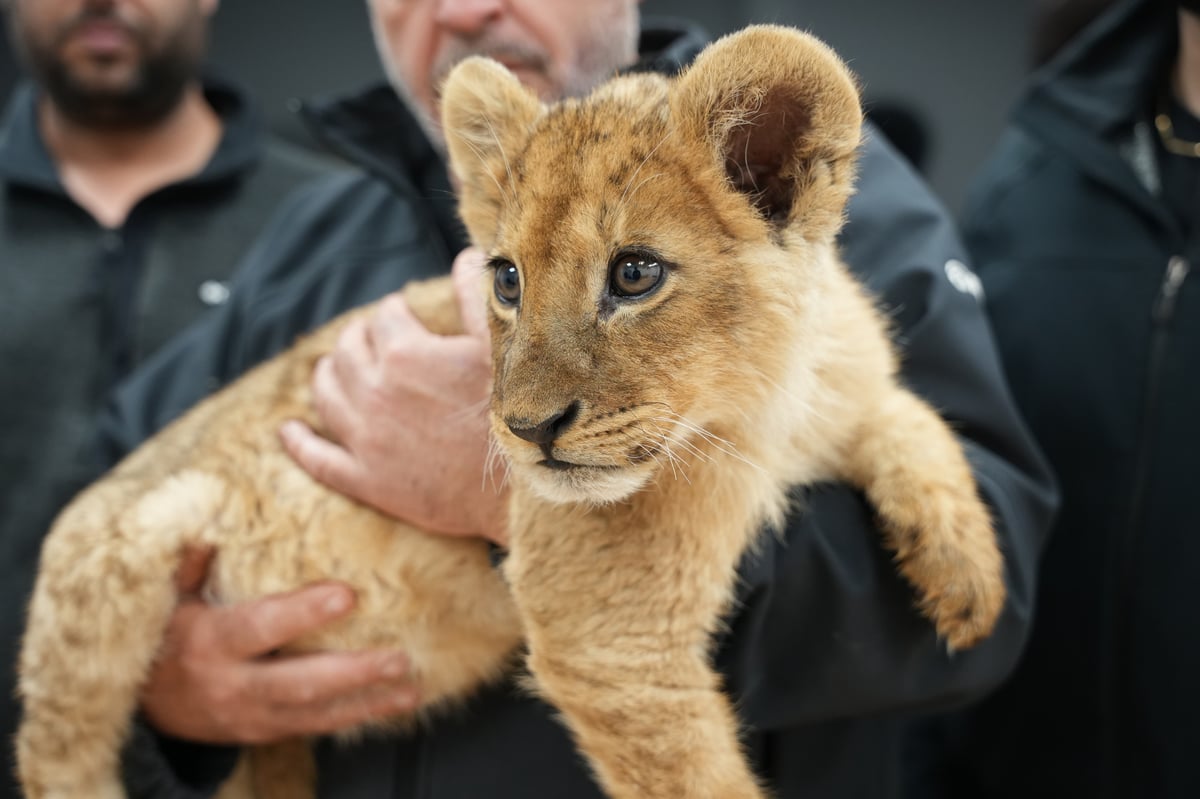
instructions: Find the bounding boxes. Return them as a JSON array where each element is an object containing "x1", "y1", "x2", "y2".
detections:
[
  {"x1": 507, "y1": 500, "x2": 765, "y2": 799},
  {"x1": 845, "y1": 388, "x2": 1006, "y2": 650},
  {"x1": 214, "y1": 752, "x2": 258, "y2": 799},
  {"x1": 213, "y1": 742, "x2": 316, "y2": 799},
  {"x1": 249, "y1": 740, "x2": 317, "y2": 799},
  {"x1": 17, "y1": 471, "x2": 232, "y2": 799}
]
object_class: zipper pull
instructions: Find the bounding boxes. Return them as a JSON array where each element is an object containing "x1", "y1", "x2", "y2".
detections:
[{"x1": 1153, "y1": 256, "x2": 1191, "y2": 324}]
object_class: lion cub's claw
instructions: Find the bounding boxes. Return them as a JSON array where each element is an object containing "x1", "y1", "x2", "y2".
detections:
[
  {"x1": 921, "y1": 563, "x2": 1006, "y2": 653},
  {"x1": 895, "y1": 496, "x2": 1006, "y2": 653}
]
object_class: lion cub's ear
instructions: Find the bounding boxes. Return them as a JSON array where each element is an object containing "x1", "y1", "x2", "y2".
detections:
[
  {"x1": 671, "y1": 25, "x2": 863, "y2": 244},
  {"x1": 441, "y1": 58, "x2": 543, "y2": 249}
]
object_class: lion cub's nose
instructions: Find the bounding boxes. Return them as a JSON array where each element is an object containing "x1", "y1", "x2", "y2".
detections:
[{"x1": 506, "y1": 402, "x2": 580, "y2": 445}]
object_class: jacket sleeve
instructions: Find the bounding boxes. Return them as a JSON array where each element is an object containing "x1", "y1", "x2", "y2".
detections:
[
  {"x1": 119, "y1": 722, "x2": 240, "y2": 799},
  {"x1": 716, "y1": 130, "x2": 1059, "y2": 728}
]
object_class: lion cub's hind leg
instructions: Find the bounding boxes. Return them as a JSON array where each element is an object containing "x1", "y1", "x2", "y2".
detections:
[
  {"x1": 845, "y1": 388, "x2": 1006, "y2": 650},
  {"x1": 17, "y1": 470, "x2": 233, "y2": 799}
]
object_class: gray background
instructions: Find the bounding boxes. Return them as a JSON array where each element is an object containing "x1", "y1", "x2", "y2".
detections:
[{"x1": 0, "y1": 0, "x2": 1039, "y2": 213}]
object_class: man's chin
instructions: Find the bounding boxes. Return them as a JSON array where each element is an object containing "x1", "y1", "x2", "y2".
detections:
[
  {"x1": 44, "y1": 69, "x2": 185, "y2": 129},
  {"x1": 502, "y1": 66, "x2": 555, "y2": 100},
  {"x1": 58, "y1": 44, "x2": 140, "y2": 83}
]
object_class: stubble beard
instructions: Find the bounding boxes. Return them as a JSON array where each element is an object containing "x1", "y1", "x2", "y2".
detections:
[{"x1": 386, "y1": 7, "x2": 640, "y2": 154}]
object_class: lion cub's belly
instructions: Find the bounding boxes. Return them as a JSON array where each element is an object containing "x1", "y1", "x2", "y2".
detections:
[{"x1": 203, "y1": 468, "x2": 523, "y2": 714}]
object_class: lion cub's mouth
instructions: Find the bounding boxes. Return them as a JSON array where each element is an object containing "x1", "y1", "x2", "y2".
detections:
[
  {"x1": 538, "y1": 457, "x2": 619, "y2": 472},
  {"x1": 515, "y1": 451, "x2": 651, "y2": 505}
]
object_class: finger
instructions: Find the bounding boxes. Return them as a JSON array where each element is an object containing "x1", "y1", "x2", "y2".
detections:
[
  {"x1": 218, "y1": 582, "x2": 357, "y2": 658},
  {"x1": 452, "y1": 247, "x2": 491, "y2": 341},
  {"x1": 250, "y1": 649, "x2": 410, "y2": 709},
  {"x1": 369, "y1": 292, "x2": 426, "y2": 356},
  {"x1": 279, "y1": 418, "x2": 367, "y2": 497},
  {"x1": 310, "y1": 355, "x2": 358, "y2": 443},
  {"x1": 330, "y1": 317, "x2": 374, "y2": 392},
  {"x1": 173, "y1": 545, "x2": 214, "y2": 596}
]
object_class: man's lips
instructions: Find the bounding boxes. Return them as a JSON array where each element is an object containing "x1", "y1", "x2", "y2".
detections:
[{"x1": 66, "y1": 20, "x2": 133, "y2": 54}]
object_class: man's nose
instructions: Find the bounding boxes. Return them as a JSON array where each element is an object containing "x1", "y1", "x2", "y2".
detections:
[{"x1": 435, "y1": 0, "x2": 505, "y2": 36}]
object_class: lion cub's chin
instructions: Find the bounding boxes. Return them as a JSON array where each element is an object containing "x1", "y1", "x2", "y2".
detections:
[{"x1": 516, "y1": 461, "x2": 653, "y2": 506}]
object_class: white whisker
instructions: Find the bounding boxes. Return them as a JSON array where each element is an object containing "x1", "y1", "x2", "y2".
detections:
[
  {"x1": 648, "y1": 408, "x2": 766, "y2": 474},
  {"x1": 483, "y1": 435, "x2": 512, "y2": 493},
  {"x1": 447, "y1": 396, "x2": 492, "y2": 423},
  {"x1": 460, "y1": 135, "x2": 517, "y2": 211},
  {"x1": 482, "y1": 115, "x2": 521, "y2": 210},
  {"x1": 619, "y1": 130, "x2": 671, "y2": 208}
]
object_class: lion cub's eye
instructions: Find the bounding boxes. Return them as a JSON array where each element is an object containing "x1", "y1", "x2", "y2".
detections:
[
  {"x1": 492, "y1": 260, "x2": 521, "y2": 305},
  {"x1": 609, "y1": 252, "x2": 665, "y2": 299}
]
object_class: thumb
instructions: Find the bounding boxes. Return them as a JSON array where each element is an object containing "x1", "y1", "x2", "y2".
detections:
[{"x1": 451, "y1": 247, "x2": 491, "y2": 341}]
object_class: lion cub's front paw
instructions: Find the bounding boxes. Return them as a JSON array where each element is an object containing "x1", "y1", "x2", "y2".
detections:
[{"x1": 893, "y1": 492, "x2": 1006, "y2": 652}]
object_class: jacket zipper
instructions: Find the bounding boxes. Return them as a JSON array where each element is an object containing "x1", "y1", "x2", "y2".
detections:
[
  {"x1": 1110, "y1": 254, "x2": 1191, "y2": 793},
  {"x1": 1125, "y1": 255, "x2": 1190, "y2": 540}
]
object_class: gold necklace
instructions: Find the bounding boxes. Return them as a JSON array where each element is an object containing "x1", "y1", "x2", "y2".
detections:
[{"x1": 1155, "y1": 99, "x2": 1200, "y2": 158}]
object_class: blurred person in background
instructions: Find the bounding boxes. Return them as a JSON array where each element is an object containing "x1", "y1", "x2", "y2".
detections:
[
  {"x1": 908, "y1": 1, "x2": 1198, "y2": 796},
  {"x1": 0, "y1": 1, "x2": 336, "y2": 795},
  {"x1": 1031, "y1": 0, "x2": 1122, "y2": 66}
]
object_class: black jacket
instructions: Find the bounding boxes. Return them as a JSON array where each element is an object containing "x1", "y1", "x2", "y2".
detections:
[
  {"x1": 909, "y1": 1, "x2": 1199, "y2": 797},
  {"x1": 0, "y1": 79, "x2": 338, "y2": 799},
  {"x1": 102, "y1": 25, "x2": 1057, "y2": 799}
]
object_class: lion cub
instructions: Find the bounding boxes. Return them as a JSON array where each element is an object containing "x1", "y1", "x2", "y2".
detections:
[{"x1": 17, "y1": 26, "x2": 1005, "y2": 799}]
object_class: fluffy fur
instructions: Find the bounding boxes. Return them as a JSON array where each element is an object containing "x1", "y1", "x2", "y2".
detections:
[{"x1": 17, "y1": 26, "x2": 1004, "y2": 799}]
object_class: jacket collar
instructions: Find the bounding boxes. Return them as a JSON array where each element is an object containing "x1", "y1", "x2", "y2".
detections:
[
  {"x1": 295, "y1": 82, "x2": 436, "y2": 201},
  {"x1": 1021, "y1": 0, "x2": 1176, "y2": 138},
  {"x1": 296, "y1": 83, "x2": 467, "y2": 254},
  {"x1": 0, "y1": 76, "x2": 266, "y2": 196},
  {"x1": 1013, "y1": 0, "x2": 1178, "y2": 229}
]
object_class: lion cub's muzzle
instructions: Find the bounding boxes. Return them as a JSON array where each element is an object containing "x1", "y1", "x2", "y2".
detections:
[
  {"x1": 495, "y1": 400, "x2": 661, "y2": 504},
  {"x1": 505, "y1": 401, "x2": 581, "y2": 467}
]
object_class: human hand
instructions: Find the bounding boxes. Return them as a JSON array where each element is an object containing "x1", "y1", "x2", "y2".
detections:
[
  {"x1": 280, "y1": 248, "x2": 508, "y2": 547},
  {"x1": 140, "y1": 547, "x2": 418, "y2": 745}
]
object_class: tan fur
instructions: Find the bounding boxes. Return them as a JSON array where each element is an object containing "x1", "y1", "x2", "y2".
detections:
[{"x1": 16, "y1": 27, "x2": 1004, "y2": 799}]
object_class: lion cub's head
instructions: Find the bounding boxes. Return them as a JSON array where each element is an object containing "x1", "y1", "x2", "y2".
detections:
[{"x1": 441, "y1": 26, "x2": 862, "y2": 505}]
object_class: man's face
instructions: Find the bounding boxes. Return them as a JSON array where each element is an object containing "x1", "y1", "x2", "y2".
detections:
[
  {"x1": 7, "y1": 0, "x2": 218, "y2": 128},
  {"x1": 368, "y1": 0, "x2": 639, "y2": 143}
]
